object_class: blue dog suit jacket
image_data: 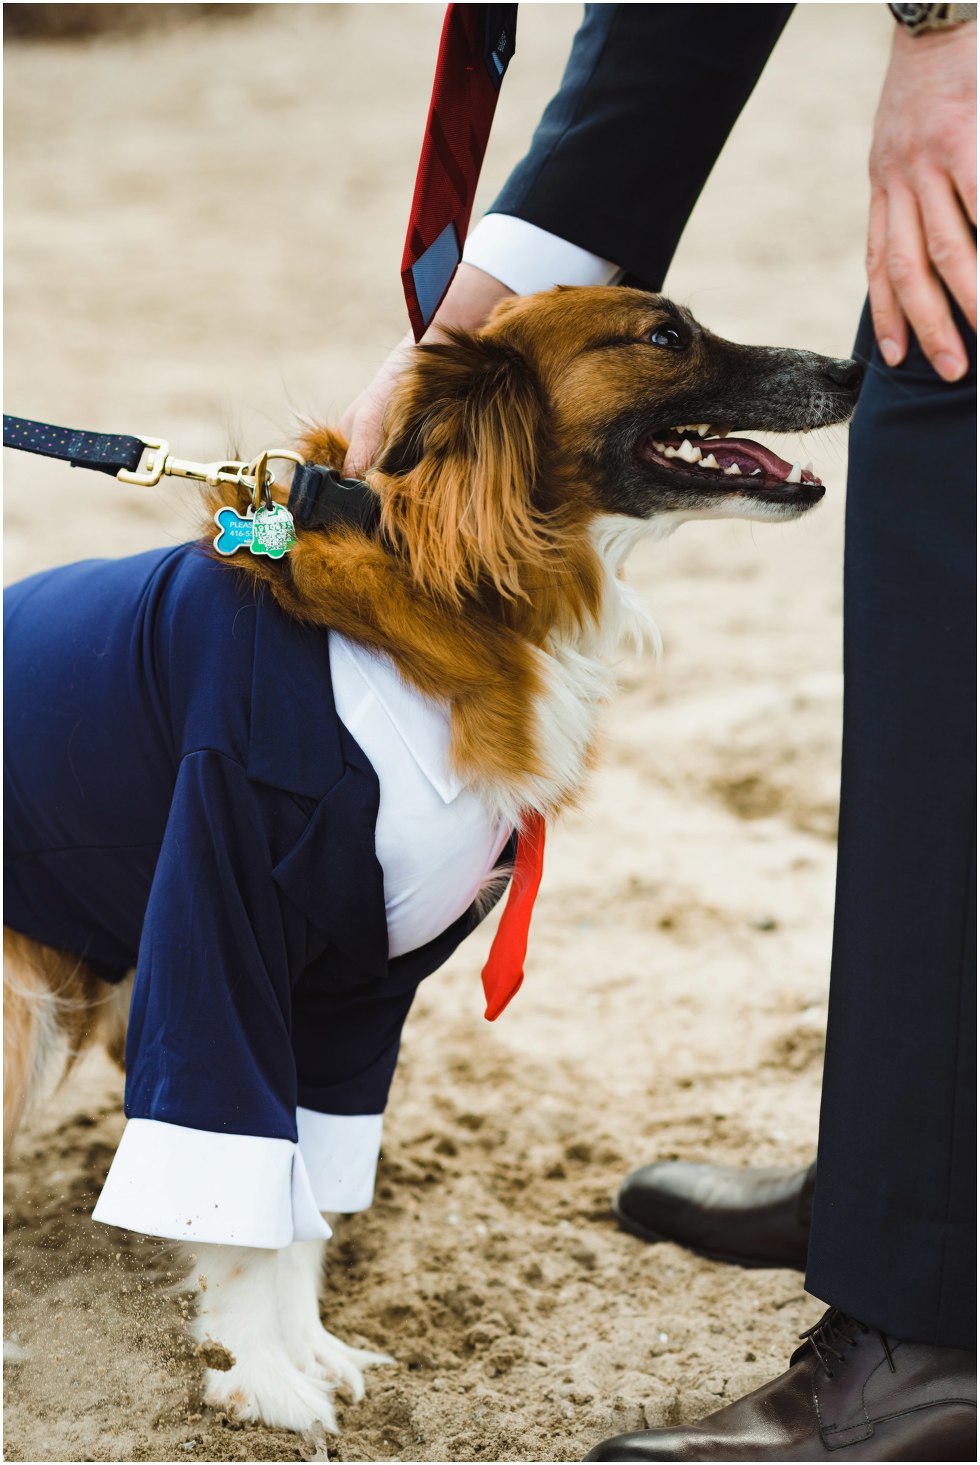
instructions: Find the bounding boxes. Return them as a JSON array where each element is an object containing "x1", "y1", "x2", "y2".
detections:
[{"x1": 4, "y1": 544, "x2": 510, "y2": 1247}]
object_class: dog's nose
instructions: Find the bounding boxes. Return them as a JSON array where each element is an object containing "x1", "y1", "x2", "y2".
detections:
[{"x1": 823, "y1": 358, "x2": 864, "y2": 393}]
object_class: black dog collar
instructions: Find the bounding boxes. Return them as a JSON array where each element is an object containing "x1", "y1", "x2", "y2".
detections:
[{"x1": 288, "y1": 461, "x2": 381, "y2": 534}]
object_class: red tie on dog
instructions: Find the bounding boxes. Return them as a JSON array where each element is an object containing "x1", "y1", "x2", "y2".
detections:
[
  {"x1": 401, "y1": 4, "x2": 518, "y2": 340},
  {"x1": 404, "y1": 3, "x2": 536, "y2": 1017},
  {"x1": 481, "y1": 812, "x2": 546, "y2": 1021}
]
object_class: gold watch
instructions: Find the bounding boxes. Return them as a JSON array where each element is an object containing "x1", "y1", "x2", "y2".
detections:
[{"x1": 888, "y1": 3, "x2": 978, "y2": 35}]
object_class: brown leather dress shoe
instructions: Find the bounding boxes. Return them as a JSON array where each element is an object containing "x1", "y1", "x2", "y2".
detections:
[
  {"x1": 613, "y1": 1159, "x2": 816, "y2": 1268},
  {"x1": 583, "y1": 1309, "x2": 977, "y2": 1461}
]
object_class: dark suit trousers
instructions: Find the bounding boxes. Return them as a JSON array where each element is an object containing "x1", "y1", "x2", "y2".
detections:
[
  {"x1": 490, "y1": 1, "x2": 975, "y2": 1347},
  {"x1": 805, "y1": 304, "x2": 977, "y2": 1349}
]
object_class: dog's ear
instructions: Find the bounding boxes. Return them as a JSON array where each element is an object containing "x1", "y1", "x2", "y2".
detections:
[{"x1": 374, "y1": 330, "x2": 552, "y2": 606}]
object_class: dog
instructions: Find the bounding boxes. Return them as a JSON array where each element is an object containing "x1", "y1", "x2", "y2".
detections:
[{"x1": 3, "y1": 286, "x2": 862, "y2": 1432}]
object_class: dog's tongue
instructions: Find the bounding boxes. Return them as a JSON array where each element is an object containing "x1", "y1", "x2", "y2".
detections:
[{"x1": 702, "y1": 436, "x2": 794, "y2": 479}]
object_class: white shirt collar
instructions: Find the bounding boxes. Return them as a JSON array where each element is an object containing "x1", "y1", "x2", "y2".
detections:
[{"x1": 329, "y1": 633, "x2": 464, "y2": 804}]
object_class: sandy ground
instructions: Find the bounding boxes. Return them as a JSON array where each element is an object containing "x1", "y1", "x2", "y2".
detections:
[{"x1": 3, "y1": 5, "x2": 893, "y2": 1461}]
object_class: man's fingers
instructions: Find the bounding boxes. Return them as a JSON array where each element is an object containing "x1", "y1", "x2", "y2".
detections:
[
  {"x1": 918, "y1": 171, "x2": 977, "y2": 331},
  {"x1": 340, "y1": 338, "x2": 417, "y2": 475},
  {"x1": 886, "y1": 184, "x2": 968, "y2": 381},
  {"x1": 339, "y1": 393, "x2": 373, "y2": 476},
  {"x1": 952, "y1": 153, "x2": 978, "y2": 228},
  {"x1": 337, "y1": 396, "x2": 360, "y2": 443},
  {"x1": 343, "y1": 406, "x2": 383, "y2": 477},
  {"x1": 949, "y1": 120, "x2": 978, "y2": 224},
  {"x1": 867, "y1": 188, "x2": 907, "y2": 366}
]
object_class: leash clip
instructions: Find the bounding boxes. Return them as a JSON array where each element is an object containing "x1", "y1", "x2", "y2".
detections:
[
  {"x1": 117, "y1": 439, "x2": 306, "y2": 505},
  {"x1": 115, "y1": 436, "x2": 172, "y2": 486},
  {"x1": 117, "y1": 437, "x2": 254, "y2": 491}
]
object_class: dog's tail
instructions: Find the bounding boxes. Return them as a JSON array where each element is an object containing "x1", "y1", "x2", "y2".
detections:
[{"x1": 3, "y1": 930, "x2": 131, "y2": 1158}]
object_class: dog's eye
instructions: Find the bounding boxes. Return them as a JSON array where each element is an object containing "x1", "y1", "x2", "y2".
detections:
[{"x1": 650, "y1": 327, "x2": 683, "y2": 350}]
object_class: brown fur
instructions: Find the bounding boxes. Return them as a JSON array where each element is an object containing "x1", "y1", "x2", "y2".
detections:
[
  {"x1": 374, "y1": 331, "x2": 602, "y2": 633},
  {"x1": 3, "y1": 930, "x2": 129, "y2": 1157},
  {"x1": 198, "y1": 292, "x2": 685, "y2": 805}
]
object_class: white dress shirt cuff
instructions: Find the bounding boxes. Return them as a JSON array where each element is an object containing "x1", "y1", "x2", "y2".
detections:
[
  {"x1": 92, "y1": 1118, "x2": 334, "y2": 1249},
  {"x1": 296, "y1": 1107, "x2": 384, "y2": 1214},
  {"x1": 462, "y1": 214, "x2": 623, "y2": 296}
]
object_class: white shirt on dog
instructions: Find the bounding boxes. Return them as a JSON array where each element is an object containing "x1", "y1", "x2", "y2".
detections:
[{"x1": 329, "y1": 632, "x2": 512, "y2": 959}]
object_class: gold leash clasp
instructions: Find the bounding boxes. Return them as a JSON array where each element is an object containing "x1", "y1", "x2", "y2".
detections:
[{"x1": 117, "y1": 438, "x2": 306, "y2": 503}]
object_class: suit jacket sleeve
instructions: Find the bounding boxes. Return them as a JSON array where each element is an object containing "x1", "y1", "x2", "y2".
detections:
[
  {"x1": 124, "y1": 750, "x2": 315, "y2": 1142},
  {"x1": 491, "y1": 2, "x2": 794, "y2": 290}
]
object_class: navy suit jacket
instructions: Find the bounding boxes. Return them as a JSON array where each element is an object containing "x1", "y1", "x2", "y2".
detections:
[
  {"x1": 4, "y1": 546, "x2": 508, "y2": 1138},
  {"x1": 493, "y1": 3, "x2": 794, "y2": 289}
]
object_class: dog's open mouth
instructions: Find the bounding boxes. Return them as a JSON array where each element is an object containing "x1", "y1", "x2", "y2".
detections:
[{"x1": 640, "y1": 424, "x2": 823, "y2": 489}]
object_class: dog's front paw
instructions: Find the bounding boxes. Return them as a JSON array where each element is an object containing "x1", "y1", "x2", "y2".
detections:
[
  {"x1": 288, "y1": 1323, "x2": 393, "y2": 1403},
  {"x1": 203, "y1": 1355, "x2": 340, "y2": 1433}
]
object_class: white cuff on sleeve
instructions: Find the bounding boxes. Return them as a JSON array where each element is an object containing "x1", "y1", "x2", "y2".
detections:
[
  {"x1": 462, "y1": 214, "x2": 623, "y2": 295},
  {"x1": 296, "y1": 1108, "x2": 384, "y2": 1214},
  {"x1": 92, "y1": 1118, "x2": 333, "y2": 1249}
]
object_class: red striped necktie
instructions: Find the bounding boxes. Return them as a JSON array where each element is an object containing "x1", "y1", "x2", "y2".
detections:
[
  {"x1": 401, "y1": 3, "x2": 518, "y2": 341},
  {"x1": 402, "y1": 3, "x2": 539, "y2": 1018}
]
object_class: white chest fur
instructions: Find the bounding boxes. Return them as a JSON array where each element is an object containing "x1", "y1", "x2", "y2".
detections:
[{"x1": 471, "y1": 515, "x2": 662, "y2": 828}]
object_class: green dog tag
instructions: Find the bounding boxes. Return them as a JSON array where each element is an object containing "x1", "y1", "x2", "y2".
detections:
[{"x1": 250, "y1": 503, "x2": 296, "y2": 560}]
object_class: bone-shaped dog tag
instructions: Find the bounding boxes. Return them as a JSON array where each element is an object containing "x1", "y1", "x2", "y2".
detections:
[{"x1": 213, "y1": 506, "x2": 255, "y2": 556}]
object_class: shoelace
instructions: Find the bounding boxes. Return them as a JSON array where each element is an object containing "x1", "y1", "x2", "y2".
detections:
[{"x1": 798, "y1": 1307, "x2": 896, "y2": 1379}]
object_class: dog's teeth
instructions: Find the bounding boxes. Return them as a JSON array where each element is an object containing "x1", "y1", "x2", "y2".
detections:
[
  {"x1": 785, "y1": 462, "x2": 803, "y2": 484},
  {"x1": 695, "y1": 424, "x2": 711, "y2": 437},
  {"x1": 699, "y1": 453, "x2": 719, "y2": 469},
  {"x1": 804, "y1": 461, "x2": 814, "y2": 475},
  {"x1": 715, "y1": 426, "x2": 730, "y2": 438},
  {"x1": 663, "y1": 445, "x2": 677, "y2": 457},
  {"x1": 751, "y1": 468, "x2": 763, "y2": 476},
  {"x1": 723, "y1": 463, "x2": 741, "y2": 475},
  {"x1": 652, "y1": 440, "x2": 666, "y2": 451},
  {"x1": 677, "y1": 438, "x2": 702, "y2": 463}
]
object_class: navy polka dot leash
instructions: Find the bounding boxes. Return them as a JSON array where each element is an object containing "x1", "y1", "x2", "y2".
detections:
[{"x1": 3, "y1": 413, "x2": 146, "y2": 476}]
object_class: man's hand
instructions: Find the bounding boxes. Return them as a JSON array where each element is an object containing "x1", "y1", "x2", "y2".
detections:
[
  {"x1": 339, "y1": 333, "x2": 417, "y2": 478},
  {"x1": 867, "y1": 21, "x2": 976, "y2": 379},
  {"x1": 340, "y1": 264, "x2": 515, "y2": 476}
]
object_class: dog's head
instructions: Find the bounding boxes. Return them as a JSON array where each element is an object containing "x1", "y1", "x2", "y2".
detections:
[{"x1": 371, "y1": 286, "x2": 861, "y2": 613}]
